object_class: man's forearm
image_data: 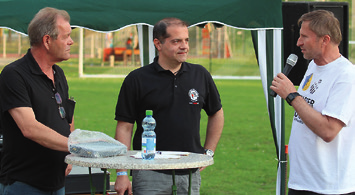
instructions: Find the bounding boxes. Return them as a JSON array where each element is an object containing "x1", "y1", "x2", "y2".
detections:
[{"x1": 204, "y1": 108, "x2": 224, "y2": 151}]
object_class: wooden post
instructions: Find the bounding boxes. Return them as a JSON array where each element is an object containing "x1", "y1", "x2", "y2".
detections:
[
  {"x1": 97, "y1": 48, "x2": 102, "y2": 59},
  {"x1": 3, "y1": 31, "x2": 6, "y2": 58},
  {"x1": 101, "y1": 33, "x2": 105, "y2": 67},
  {"x1": 90, "y1": 34, "x2": 94, "y2": 58},
  {"x1": 196, "y1": 27, "x2": 200, "y2": 56},
  {"x1": 18, "y1": 33, "x2": 22, "y2": 56},
  {"x1": 110, "y1": 55, "x2": 114, "y2": 67}
]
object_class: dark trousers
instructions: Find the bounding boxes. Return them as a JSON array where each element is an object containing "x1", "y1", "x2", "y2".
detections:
[{"x1": 288, "y1": 188, "x2": 355, "y2": 195}]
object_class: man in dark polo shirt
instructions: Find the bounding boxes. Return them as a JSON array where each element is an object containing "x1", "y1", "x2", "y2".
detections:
[
  {"x1": 0, "y1": 7, "x2": 75, "y2": 194},
  {"x1": 114, "y1": 17, "x2": 224, "y2": 195}
]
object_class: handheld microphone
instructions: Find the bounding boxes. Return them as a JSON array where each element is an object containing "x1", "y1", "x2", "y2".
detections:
[{"x1": 270, "y1": 54, "x2": 298, "y2": 97}]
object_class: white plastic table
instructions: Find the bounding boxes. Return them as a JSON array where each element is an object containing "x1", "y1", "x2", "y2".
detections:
[{"x1": 65, "y1": 150, "x2": 213, "y2": 194}]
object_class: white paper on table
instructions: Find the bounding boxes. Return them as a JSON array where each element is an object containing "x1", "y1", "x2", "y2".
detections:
[
  {"x1": 131, "y1": 151, "x2": 190, "y2": 159},
  {"x1": 157, "y1": 151, "x2": 190, "y2": 156}
]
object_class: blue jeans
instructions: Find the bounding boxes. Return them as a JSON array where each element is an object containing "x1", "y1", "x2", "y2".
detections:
[{"x1": 0, "y1": 181, "x2": 65, "y2": 195}]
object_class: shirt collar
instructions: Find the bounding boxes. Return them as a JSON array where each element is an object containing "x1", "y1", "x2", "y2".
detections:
[
  {"x1": 26, "y1": 49, "x2": 44, "y2": 76},
  {"x1": 152, "y1": 56, "x2": 189, "y2": 73},
  {"x1": 26, "y1": 49, "x2": 60, "y2": 86}
]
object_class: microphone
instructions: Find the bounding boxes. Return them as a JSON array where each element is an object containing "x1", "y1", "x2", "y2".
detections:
[{"x1": 270, "y1": 54, "x2": 298, "y2": 97}]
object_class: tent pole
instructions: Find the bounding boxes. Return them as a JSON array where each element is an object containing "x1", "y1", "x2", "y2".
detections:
[{"x1": 138, "y1": 25, "x2": 155, "y2": 67}]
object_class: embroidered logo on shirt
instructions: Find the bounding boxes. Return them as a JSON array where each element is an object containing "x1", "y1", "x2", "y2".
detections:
[
  {"x1": 302, "y1": 73, "x2": 313, "y2": 91},
  {"x1": 188, "y1": 89, "x2": 199, "y2": 105}
]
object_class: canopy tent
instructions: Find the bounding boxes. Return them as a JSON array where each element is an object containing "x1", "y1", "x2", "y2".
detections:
[{"x1": 0, "y1": 0, "x2": 286, "y2": 194}]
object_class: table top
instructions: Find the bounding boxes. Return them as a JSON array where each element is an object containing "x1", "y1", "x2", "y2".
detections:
[{"x1": 65, "y1": 150, "x2": 214, "y2": 170}]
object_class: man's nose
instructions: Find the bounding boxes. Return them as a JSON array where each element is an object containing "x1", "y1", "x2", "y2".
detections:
[{"x1": 296, "y1": 37, "x2": 302, "y2": 47}]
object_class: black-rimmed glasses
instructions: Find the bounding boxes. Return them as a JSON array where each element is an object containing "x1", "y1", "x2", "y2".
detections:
[{"x1": 54, "y1": 92, "x2": 66, "y2": 119}]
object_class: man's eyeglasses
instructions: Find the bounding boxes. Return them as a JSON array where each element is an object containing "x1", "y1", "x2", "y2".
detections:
[{"x1": 54, "y1": 92, "x2": 66, "y2": 119}]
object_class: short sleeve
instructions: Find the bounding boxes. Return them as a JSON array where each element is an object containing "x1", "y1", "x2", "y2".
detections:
[{"x1": 0, "y1": 67, "x2": 31, "y2": 113}]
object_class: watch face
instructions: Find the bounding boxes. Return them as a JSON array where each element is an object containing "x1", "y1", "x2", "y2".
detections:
[
  {"x1": 205, "y1": 149, "x2": 214, "y2": 157},
  {"x1": 286, "y1": 92, "x2": 300, "y2": 106}
]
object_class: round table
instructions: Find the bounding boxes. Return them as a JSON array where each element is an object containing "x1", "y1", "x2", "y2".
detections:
[{"x1": 65, "y1": 150, "x2": 214, "y2": 194}]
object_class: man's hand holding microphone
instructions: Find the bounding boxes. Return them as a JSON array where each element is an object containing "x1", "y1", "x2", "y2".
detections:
[
  {"x1": 270, "y1": 54, "x2": 302, "y2": 106},
  {"x1": 270, "y1": 54, "x2": 298, "y2": 99}
]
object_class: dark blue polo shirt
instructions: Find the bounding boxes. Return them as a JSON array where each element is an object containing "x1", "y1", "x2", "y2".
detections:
[
  {"x1": 115, "y1": 57, "x2": 222, "y2": 154},
  {"x1": 0, "y1": 49, "x2": 73, "y2": 191}
]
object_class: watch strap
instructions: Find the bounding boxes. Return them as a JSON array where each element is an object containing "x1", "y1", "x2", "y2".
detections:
[
  {"x1": 204, "y1": 149, "x2": 214, "y2": 157},
  {"x1": 286, "y1": 92, "x2": 301, "y2": 106}
]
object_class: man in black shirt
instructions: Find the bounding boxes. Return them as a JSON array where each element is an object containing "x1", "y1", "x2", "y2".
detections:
[
  {"x1": 0, "y1": 7, "x2": 75, "y2": 194},
  {"x1": 114, "y1": 17, "x2": 224, "y2": 195}
]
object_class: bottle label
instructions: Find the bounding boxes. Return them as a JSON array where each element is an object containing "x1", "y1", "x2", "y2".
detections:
[{"x1": 142, "y1": 138, "x2": 156, "y2": 153}]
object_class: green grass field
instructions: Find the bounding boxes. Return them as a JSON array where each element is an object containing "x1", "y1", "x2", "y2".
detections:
[{"x1": 1, "y1": 57, "x2": 294, "y2": 194}]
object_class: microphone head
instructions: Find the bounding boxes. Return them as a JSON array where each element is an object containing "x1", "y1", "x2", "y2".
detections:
[{"x1": 286, "y1": 54, "x2": 298, "y2": 67}]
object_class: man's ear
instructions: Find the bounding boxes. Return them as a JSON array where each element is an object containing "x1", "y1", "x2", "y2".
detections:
[
  {"x1": 153, "y1": 38, "x2": 162, "y2": 51},
  {"x1": 322, "y1": 35, "x2": 331, "y2": 46},
  {"x1": 43, "y1": 35, "x2": 51, "y2": 50}
]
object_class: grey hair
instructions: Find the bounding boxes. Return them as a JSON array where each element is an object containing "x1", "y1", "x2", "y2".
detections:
[{"x1": 28, "y1": 7, "x2": 70, "y2": 46}]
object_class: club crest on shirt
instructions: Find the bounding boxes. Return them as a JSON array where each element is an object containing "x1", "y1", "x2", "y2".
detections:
[
  {"x1": 188, "y1": 89, "x2": 199, "y2": 105},
  {"x1": 302, "y1": 73, "x2": 313, "y2": 91}
]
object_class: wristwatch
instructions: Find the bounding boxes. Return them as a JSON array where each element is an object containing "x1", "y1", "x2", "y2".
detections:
[
  {"x1": 204, "y1": 149, "x2": 214, "y2": 157},
  {"x1": 286, "y1": 92, "x2": 301, "y2": 106}
]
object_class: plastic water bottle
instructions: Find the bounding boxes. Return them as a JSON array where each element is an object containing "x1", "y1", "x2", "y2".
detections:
[{"x1": 142, "y1": 110, "x2": 156, "y2": 160}]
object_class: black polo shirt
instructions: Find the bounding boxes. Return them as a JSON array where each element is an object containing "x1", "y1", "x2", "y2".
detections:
[
  {"x1": 115, "y1": 57, "x2": 222, "y2": 154},
  {"x1": 0, "y1": 49, "x2": 72, "y2": 191}
]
